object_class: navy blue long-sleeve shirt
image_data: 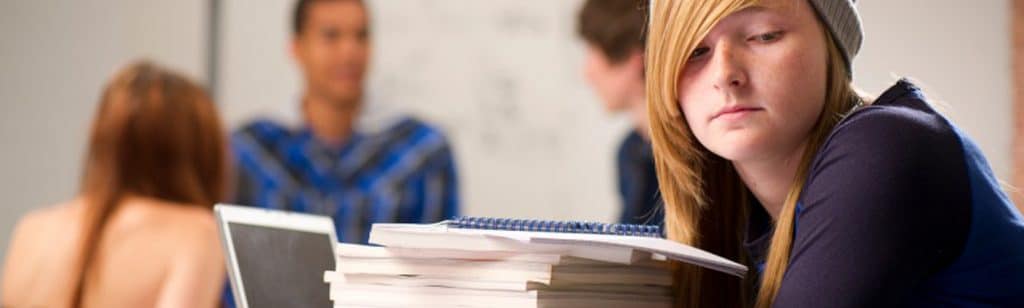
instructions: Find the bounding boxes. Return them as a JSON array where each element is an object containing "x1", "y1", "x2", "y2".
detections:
[
  {"x1": 617, "y1": 130, "x2": 663, "y2": 225},
  {"x1": 745, "y1": 79, "x2": 1024, "y2": 307}
]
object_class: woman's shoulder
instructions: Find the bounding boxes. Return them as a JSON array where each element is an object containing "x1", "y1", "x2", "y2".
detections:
[
  {"x1": 803, "y1": 80, "x2": 973, "y2": 203},
  {"x1": 90, "y1": 198, "x2": 217, "y2": 262},
  {"x1": 9, "y1": 199, "x2": 84, "y2": 245},
  {"x1": 819, "y1": 80, "x2": 964, "y2": 167},
  {"x1": 83, "y1": 198, "x2": 223, "y2": 307},
  {"x1": 2, "y1": 200, "x2": 83, "y2": 306},
  {"x1": 115, "y1": 197, "x2": 217, "y2": 238},
  {"x1": 102, "y1": 198, "x2": 222, "y2": 276}
]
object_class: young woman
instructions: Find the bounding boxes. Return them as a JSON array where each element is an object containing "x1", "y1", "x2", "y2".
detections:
[
  {"x1": 1, "y1": 62, "x2": 228, "y2": 307},
  {"x1": 645, "y1": 0, "x2": 1024, "y2": 307}
]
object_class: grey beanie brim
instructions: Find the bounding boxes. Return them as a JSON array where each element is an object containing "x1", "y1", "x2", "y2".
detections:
[{"x1": 807, "y1": 0, "x2": 864, "y2": 77}]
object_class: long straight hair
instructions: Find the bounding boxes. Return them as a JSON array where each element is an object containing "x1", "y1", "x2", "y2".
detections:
[
  {"x1": 645, "y1": 1, "x2": 863, "y2": 307},
  {"x1": 73, "y1": 61, "x2": 227, "y2": 307}
]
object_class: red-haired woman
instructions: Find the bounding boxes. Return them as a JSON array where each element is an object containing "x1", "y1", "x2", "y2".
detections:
[{"x1": 2, "y1": 61, "x2": 228, "y2": 308}]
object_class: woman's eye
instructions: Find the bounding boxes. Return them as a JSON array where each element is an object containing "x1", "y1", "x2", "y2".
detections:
[
  {"x1": 688, "y1": 47, "x2": 710, "y2": 61},
  {"x1": 751, "y1": 31, "x2": 783, "y2": 43}
]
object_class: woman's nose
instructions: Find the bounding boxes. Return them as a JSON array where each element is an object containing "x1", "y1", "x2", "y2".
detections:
[{"x1": 709, "y1": 43, "x2": 748, "y2": 91}]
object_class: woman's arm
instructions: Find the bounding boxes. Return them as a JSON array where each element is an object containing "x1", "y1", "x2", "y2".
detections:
[
  {"x1": 773, "y1": 107, "x2": 971, "y2": 307},
  {"x1": 1, "y1": 212, "x2": 38, "y2": 305}
]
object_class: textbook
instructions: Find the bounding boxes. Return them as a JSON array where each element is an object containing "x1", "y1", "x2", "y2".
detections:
[
  {"x1": 323, "y1": 282, "x2": 673, "y2": 308},
  {"x1": 334, "y1": 273, "x2": 673, "y2": 296},
  {"x1": 324, "y1": 217, "x2": 747, "y2": 307},
  {"x1": 369, "y1": 219, "x2": 747, "y2": 277},
  {"x1": 332, "y1": 250, "x2": 674, "y2": 286},
  {"x1": 323, "y1": 244, "x2": 674, "y2": 308}
]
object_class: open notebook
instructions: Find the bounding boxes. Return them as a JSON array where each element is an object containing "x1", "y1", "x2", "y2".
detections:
[{"x1": 368, "y1": 217, "x2": 747, "y2": 278}]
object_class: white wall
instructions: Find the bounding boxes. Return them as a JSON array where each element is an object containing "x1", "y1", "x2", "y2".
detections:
[
  {"x1": 855, "y1": 0, "x2": 1012, "y2": 180},
  {"x1": 0, "y1": 0, "x2": 207, "y2": 286}
]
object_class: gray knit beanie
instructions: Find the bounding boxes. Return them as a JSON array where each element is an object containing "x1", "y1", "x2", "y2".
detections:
[{"x1": 807, "y1": 0, "x2": 863, "y2": 76}]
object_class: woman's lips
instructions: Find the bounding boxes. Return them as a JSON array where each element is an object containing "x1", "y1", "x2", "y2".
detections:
[{"x1": 712, "y1": 106, "x2": 763, "y2": 121}]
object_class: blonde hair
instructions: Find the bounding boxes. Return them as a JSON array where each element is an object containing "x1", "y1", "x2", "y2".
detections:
[{"x1": 645, "y1": 0, "x2": 863, "y2": 307}]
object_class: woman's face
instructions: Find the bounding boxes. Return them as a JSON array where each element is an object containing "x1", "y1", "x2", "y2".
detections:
[{"x1": 677, "y1": 0, "x2": 829, "y2": 163}]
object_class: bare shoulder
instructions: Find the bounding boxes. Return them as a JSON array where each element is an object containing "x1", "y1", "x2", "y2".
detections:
[
  {"x1": 142, "y1": 200, "x2": 220, "y2": 251},
  {"x1": 7, "y1": 200, "x2": 82, "y2": 250},
  {"x1": 142, "y1": 202, "x2": 225, "y2": 308},
  {"x1": 119, "y1": 198, "x2": 215, "y2": 230},
  {"x1": 108, "y1": 198, "x2": 220, "y2": 257},
  {"x1": 2, "y1": 200, "x2": 82, "y2": 304},
  {"x1": 155, "y1": 201, "x2": 215, "y2": 228},
  {"x1": 14, "y1": 200, "x2": 78, "y2": 231},
  {"x1": 172, "y1": 207, "x2": 220, "y2": 252},
  {"x1": 8, "y1": 208, "x2": 49, "y2": 241},
  {"x1": 5, "y1": 205, "x2": 53, "y2": 260}
]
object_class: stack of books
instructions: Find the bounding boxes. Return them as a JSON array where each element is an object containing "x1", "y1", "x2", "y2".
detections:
[{"x1": 323, "y1": 218, "x2": 747, "y2": 308}]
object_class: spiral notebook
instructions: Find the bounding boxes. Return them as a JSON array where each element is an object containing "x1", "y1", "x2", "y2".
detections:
[
  {"x1": 443, "y1": 216, "x2": 664, "y2": 238},
  {"x1": 369, "y1": 216, "x2": 747, "y2": 278}
]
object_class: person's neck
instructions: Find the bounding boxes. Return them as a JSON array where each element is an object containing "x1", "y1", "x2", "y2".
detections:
[
  {"x1": 733, "y1": 142, "x2": 808, "y2": 220},
  {"x1": 303, "y1": 92, "x2": 360, "y2": 147},
  {"x1": 628, "y1": 94, "x2": 650, "y2": 141}
]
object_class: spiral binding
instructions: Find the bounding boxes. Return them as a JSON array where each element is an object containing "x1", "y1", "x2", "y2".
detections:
[{"x1": 445, "y1": 216, "x2": 663, "y2": 238}]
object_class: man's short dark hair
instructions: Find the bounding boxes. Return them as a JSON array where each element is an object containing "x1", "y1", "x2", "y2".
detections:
[
  {"x1": 576, "y1": 0, "x2": 649, "y2": 64},
  {"x1": 292, "y1": 0, "x2": 363, "y2": 35}
]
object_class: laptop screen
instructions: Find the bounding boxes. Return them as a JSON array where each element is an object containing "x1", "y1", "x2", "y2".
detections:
[{"x1": 228, "y1": 222, "x2": 335, "y2": 308}]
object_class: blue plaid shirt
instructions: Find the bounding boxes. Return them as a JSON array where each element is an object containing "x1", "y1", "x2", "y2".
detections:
[{"x1": 230, "y1": 116, "x2": 460, "y2": 243}]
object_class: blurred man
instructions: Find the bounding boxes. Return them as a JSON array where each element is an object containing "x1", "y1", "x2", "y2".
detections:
[
  {"x1": 231, "y1": 0, "x2": 459, "y2": 243},
  {"x1": 577, "y1": 0, "x2": 661, "y2": 225}
]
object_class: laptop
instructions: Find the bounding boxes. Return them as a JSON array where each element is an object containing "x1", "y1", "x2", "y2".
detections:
[{"x1": 214, "y1": 204, "x2": 338, "y2": 308}]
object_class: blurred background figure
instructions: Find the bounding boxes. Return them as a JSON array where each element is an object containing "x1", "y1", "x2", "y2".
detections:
[
  {"x1": 229, "y1": 0, "x2": 459, "y2": 244},
  {"x1": 1, "y1": 61, "x2": 227, "y2": 308},
  {"x1": 577, "y1": 0, "x2": 662, "y2": 225}
]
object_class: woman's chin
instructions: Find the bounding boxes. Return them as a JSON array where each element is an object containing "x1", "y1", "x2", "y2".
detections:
[{"x1": 704, "y1": 134, "x2": 770, "y2": 162}]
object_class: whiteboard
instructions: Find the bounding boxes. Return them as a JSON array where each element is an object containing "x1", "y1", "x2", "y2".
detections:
[{"x1": 217, "y1": 0, "x2": 628, "y2": 222}]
